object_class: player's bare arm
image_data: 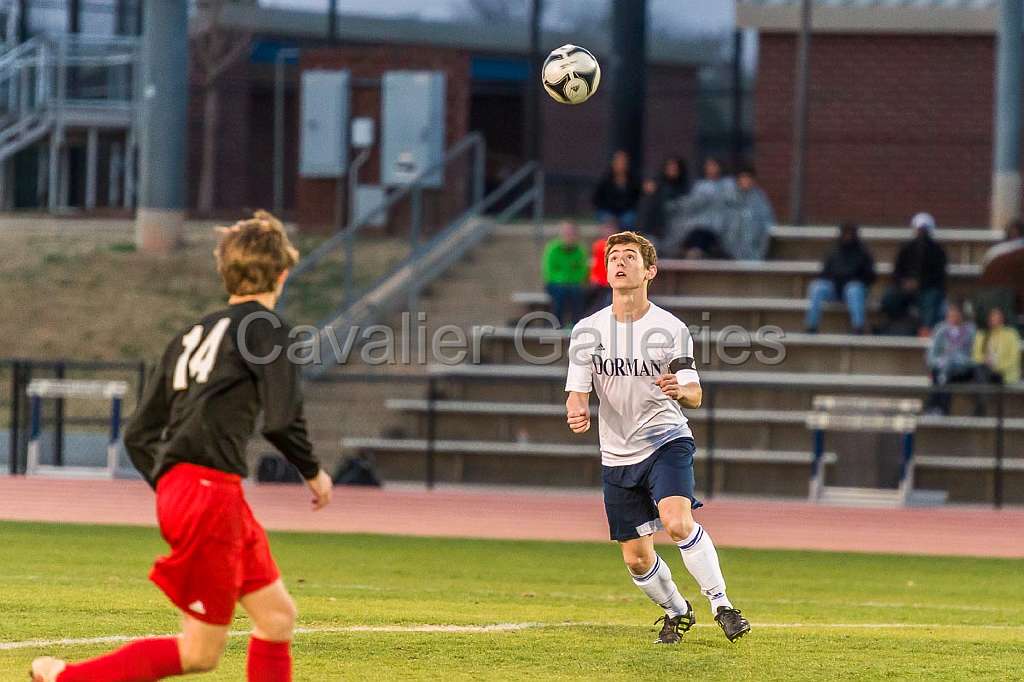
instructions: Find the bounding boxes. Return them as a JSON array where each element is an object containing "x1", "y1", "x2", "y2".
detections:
[
  {"x1": 566, "y1": 391, "x2": 591, "y2": 433},
  {"x1": 654, "y1": 373, "x2": 702, "y2": 409}
]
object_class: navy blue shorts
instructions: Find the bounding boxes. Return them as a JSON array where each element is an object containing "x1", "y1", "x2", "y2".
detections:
[{"x1": 602, "y1": 437, "x2": 703, "y2": 542}]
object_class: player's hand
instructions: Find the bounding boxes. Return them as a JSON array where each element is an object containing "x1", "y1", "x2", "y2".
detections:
[
  {"x1": 566, "y1": 406, "x2": 591, "y2": 433},
  {"x1": 305, "y1": 469, "x2": 333, "y2": 511},
  {"x1": 655, "y1": 373, "x2": 683, "y2": 400}
]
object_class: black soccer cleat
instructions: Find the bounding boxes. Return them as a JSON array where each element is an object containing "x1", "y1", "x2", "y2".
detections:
[
  {"x1": 714, "y1": 606, "x2": 751, "y2": 642},
  {"x1": 653, "y1": 601, "x2": 696, "y2": 644}
]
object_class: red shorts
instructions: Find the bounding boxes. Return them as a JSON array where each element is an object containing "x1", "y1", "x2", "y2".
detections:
[{"x1": 150, "y1": 463, "x2": 280, "y2": 625}]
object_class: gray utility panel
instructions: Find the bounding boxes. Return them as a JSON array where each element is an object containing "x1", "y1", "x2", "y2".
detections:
[
  {"x1": 381, "y1": 71, "x2": 446, "y2": 188},
  {"x1": 299, "y1": 69, "x2": 351, "y2": 178}
]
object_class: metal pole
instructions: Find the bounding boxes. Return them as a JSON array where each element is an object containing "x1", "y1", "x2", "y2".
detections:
[
  {"x1": 85, "y1": 127, "x2": 98, "y2": 209},
  {"x1": 609, "y1": 0, "x2": 647, "y2": 173},
  {"x1": 327, "y1": 0, "x2": 338, "y2": 44},
  {"x1": 342, "y1": 229, "x2": 354, "y2": 310},
  {"x1": 533, "y1": 167, "x2": 545, "y2": 250},
  {"x1": 732, "y1": 29, "x2": 745, "y2": 171},
  {"x1": 473, "y1": 138, "x2": 486, "y2": 207},
  {"x1": 425, "y1": 377, "x2": 437, "y2": 490},
  {"x1": 991, "y1": 0, "x2": 1023, "y2": 230},
  {"x1": 273, "y1": 52, "x2": 286, "y2": 216},
  {"x1": 8, "y1": 362, "x2": 20, "y2": 475},
  {"x1": 348, "y1": 148, "x2": 371, "y2": 227},
  {"x1": 994, "y1": 385, "x2": 1005, "y2": 509},
  {"x1": 410, "y1": 184, "x2": 423, "y2": 252},
  {"x1": 54, "y1": 361, "x2": 64, "y2": 467},
  {"x1": 705, "y1": 384, "x2": 715, "y2": 499},
  {"x1": 525, "y1": 0, "x2": 543, "y2": 163},
  {"x1": 135, "y1": 0, "x2": 188, "y2": 252},
  {"x1": 810, "y1": 427, "x2": 825, "y2": 501},
  {"x1": 789, "y1": 0, "x2": 812, "y2": 225}
]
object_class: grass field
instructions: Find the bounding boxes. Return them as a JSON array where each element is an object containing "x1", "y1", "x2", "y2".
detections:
[{"x1": 1, "y1": 521, "x2": 1022, "y2": 681}]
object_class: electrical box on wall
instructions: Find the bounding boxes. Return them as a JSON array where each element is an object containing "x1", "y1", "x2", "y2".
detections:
[
  {"x1": 381, "y1": 71, "x2": 446, "y2": 188},
  {"x1": 299, "y1": 70, "x2": 350, "y2": 177}
]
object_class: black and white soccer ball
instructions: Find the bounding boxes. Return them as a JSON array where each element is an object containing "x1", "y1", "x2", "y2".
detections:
[{"x1": 542, "y1": 44, "x2": 601, "y2": 105}]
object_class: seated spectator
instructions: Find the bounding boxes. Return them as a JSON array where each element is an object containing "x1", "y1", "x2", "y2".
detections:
[
  {"x1": 662, "y1": 157, "x2": 737, "y2": 258},
  {"x1": 592, "y1": 149, "x2": 641, "y2": 229},
  {"x1": 636, "y1": 178, "x2": 663, "y2": 241},
  {"x1": 924, "y1": 300, "x2": 976, "y2": 416},
  {"x1": 880, "y1": 213, "x2": 947, "y2": 336},
  {"x1": 585, "y1": 220, "x2": 616, "y2": 315},
  {"x1": 977, "y1": 219, "x2": 1024, "y2": 324},
  {"x1": 970, "y1": 307, "x2": 1022, "y2": 415},
  {"x1": 542, "y1": 221, "x2": 589, "y2": 328},
  {"x1": 982, "y1": 218, "x2": 1024, "y2": 268},
  {"x1": 636, "y1": 159, "x2": 692, "y2": 243},
  {"x1": 804, "y1": 222, "x2": 876, "y2": 335},
  {"x1": 722, "y1": 164, "x2": 775, "y2": 261},
  {"x1": 659, "y1": 156, "x2": 690, "y2": 200}
]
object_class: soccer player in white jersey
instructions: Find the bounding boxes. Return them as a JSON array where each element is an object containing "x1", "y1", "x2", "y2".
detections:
[{"x1": 564, "y1": 231, "x2": 751, "y2": 644}]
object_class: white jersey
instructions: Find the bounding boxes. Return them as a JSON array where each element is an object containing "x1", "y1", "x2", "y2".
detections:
[{"x1": 565, "y1": 303, "x2": 700, "y2": 467}]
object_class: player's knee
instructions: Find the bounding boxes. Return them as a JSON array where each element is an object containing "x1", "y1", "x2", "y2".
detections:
[
  {"x1": 662, "y1": 516, "x2": 695, "y2": 543},
  {"x1": 624, "y1": 553, "x2": 654, "y2": 576},
  {"x1": 259, "y1": 597, "x2": 298, "y2": 641},
  {"x1": 179, "y1": 645, "x2": 223, "y2": 673}
]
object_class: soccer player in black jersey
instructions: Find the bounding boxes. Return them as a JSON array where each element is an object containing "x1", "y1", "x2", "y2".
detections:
[{"x1": 32, "y1": 211, "x2": 333, "y2": 682}]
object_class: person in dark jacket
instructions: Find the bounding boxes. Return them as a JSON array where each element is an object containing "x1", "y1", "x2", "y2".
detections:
[
  {"x1": 804, "y1": 222, "x2": 877, "y2": 334},
  {"x1": 592, "y1": 149, "x2": 641, "y2": 229},
  {"x1": 880, "y1": 212, "x2": 948, "y2": 335},
  {"x1": 637, "y1": 157, "x2": 691, "y2": 243}
]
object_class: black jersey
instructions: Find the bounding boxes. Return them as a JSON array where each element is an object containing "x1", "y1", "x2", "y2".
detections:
[{"x1": 124, "y1": 301, "x2": 320, "y2": 487}]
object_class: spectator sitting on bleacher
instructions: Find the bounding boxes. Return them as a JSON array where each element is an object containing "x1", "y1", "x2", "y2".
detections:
[
  {"x1": 804, "y1": 222, "x2": 876, "y2": 335},
  {"x1": 924, "y1": 300, "x2": 976, "y2": 416},
  {"x1": 969, "y1": 307, "x2": 1022, "y2": 415},
  {"x1": 542, "y1": 220, "x2": 590, "y2": 328},
  {"x1": 585, "y1": 220, "x2": 616, "y2": 315},
  {"x1": 982, "y1": 219, "x2": 1024, "y2": 267},
  {"x1": 880, "y1": 213, "x2": 947, "y2": 336},
  {"x1": 636, "y1": 178, "x2": 663, "y2": 242},
  {"x1": 592, "y1": 149, "x2": 641, "y2": 229},
  {"x1": 721, "y1": 164, "x2": 775, "y2": 261},
  {"x1": 977, "y1": 219, "x2": 1024, "y2": 324},
  {"x1": 661, "y1": 157, "x2": 737, "y2": 259}
]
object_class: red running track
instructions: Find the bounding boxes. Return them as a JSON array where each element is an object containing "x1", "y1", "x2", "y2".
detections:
[{"x1": 0, "y1": 477, "x2": 1021, "y2": 558}]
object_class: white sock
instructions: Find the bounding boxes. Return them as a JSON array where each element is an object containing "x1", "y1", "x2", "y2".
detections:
[
  {"x1": 676, "y1": 523, "x2": 732, "y2": 615},
  {"x1": 629, "y1": 554, "x2": 690, "y2": 617}
]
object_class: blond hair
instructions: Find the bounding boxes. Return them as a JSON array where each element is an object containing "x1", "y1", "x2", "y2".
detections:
[
  {"x1": 604, "y1": 230, "x2": 657, "y2": 269},
  {"x1": 213, "y1": 210, "x2": 299, "y2": 296}
]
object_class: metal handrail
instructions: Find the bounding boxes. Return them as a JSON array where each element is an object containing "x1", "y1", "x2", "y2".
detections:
[
  {"x1": 290, "y1": 131, "x2": 485, "y2": 278},
  {"x1": 300, "y1": 161, "x2": 543, "y2": 379}
]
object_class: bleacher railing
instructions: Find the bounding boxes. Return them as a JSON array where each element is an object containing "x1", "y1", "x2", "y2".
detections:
[
  {"x1": 315, "y1": 369, "x2": 1016, "y2": 509},
  {"x1": 277, "y1": 131, "x2": 488, "y2": 329}
]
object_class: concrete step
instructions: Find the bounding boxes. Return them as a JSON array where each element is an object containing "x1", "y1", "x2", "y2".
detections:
[
  {"x1": 767, "y1": 226, "x2": 1000, "y2": 265},
  {"x1": 472, "y1": 327, "x2": 940, "y2": 376},
  {"x1": 651, "y1": 259, "x2": 981, "y2": 300}
]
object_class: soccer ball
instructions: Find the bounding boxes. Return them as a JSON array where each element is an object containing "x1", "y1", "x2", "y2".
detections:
[{"x1": 542, "y1": 44, "x2": 601, "y2": 105}]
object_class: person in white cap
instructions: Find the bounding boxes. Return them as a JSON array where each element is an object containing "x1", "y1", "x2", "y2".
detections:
[{"x1": 880, "y1": 212, "x2": 948, "y2": 336}]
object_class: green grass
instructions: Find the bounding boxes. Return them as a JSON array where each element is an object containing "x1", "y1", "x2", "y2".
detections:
[{"x1": 1, "y1": 521, "x2": 1022, "y2": 680}]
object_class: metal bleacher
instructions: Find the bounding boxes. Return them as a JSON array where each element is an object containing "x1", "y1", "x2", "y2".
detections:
[
  {"x1": 0, "y1": 33, "x2": 139, "y2": 211},
  {"x1": 335, "y1": 224, "x2": 1021, "y2": 505}
]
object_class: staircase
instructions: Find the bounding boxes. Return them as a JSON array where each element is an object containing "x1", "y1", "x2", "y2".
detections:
[{"x1": 0, "y1": 34, "x2": 139, "y2": 210}]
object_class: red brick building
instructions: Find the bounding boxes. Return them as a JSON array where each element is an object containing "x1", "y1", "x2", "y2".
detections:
[
  {"x1": 739, "y1": 0, "x2": 1006, "y2": 228},
  {"x1": 196, "y1": 6, "x2": 710, "y2": 229}
]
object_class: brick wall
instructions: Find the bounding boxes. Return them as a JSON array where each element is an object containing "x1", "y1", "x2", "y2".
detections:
[
  {"x1": 295, "y1": 46, "x2": 471, "y2": 232},
  {"x1": 756, "y1": 33, "x2": 995, "y2": 227}
]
